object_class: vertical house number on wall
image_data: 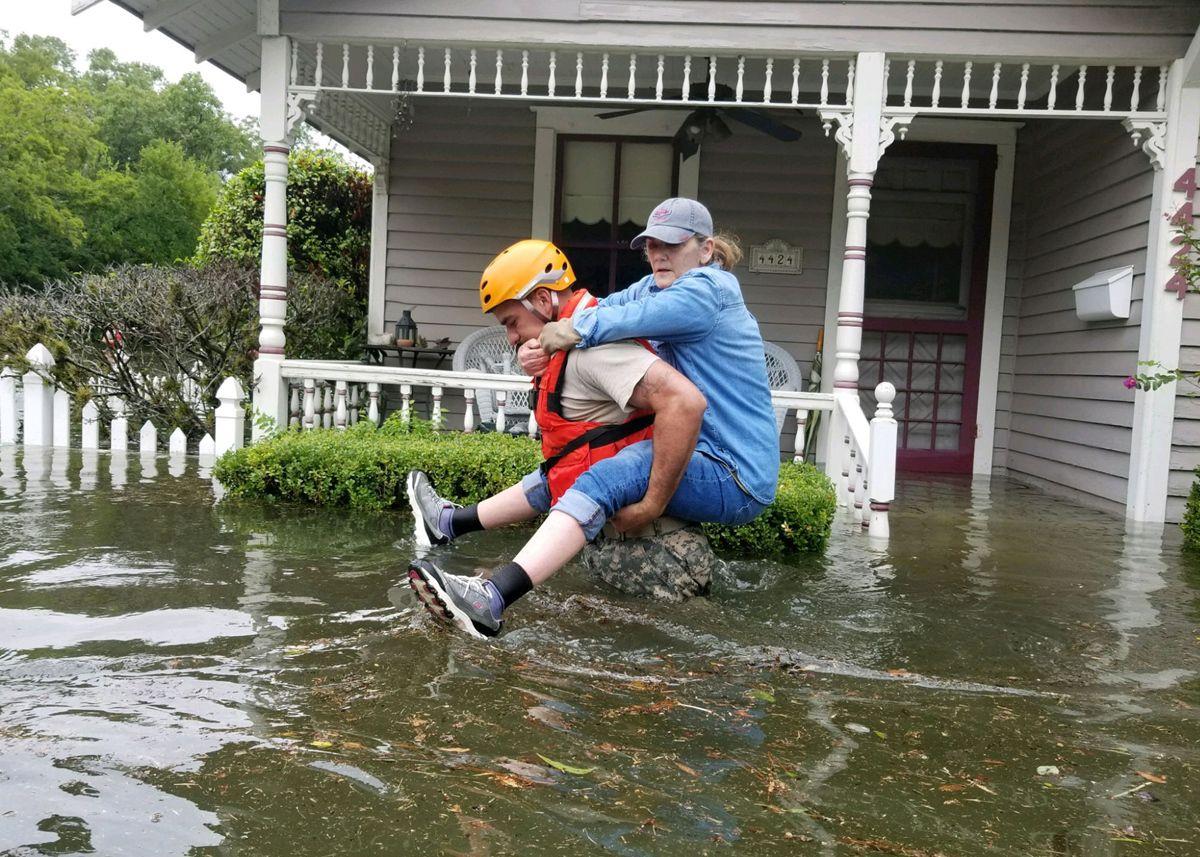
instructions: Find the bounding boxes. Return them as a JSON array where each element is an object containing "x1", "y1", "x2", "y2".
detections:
[
  {"x1": 1167, "y1": 168, "x2": 1196, "y2": 300},
  {"x1": 749, "y1": 239, "x2": 803, "y2": 274}
]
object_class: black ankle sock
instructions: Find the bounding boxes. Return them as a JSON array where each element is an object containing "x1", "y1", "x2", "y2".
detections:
[
  {"x1": 449, "y1": 505, "x2": 484, "y2": 538},
  {"x1": 489, "y1": 561, "x2": 533, "y2": 608}
]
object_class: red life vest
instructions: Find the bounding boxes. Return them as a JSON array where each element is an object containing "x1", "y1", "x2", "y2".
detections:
[{"x1": 534, "y1": 289, "x2": 656, "y2": 504}]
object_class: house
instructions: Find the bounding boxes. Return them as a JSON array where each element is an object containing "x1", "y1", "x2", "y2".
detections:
[{"x1": 99, "y1": 0, "x2": 1200, "y2": 524}]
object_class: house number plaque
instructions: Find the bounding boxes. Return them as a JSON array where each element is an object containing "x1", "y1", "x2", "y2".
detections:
[{"x1": 749, "y1": 239, "x2": 803, "y2": 275}]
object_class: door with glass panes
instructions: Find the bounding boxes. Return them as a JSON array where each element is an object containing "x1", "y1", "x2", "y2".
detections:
[
  {"x1": 859, "y1": 142, "x2": 996, "y2": 474},
  {"x1": 554, "y1": 135, "x2": 678, "y2": 296}
]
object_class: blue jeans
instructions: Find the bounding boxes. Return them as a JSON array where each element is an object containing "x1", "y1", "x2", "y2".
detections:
[{"x1": 520, "y1": 439, "x2": 766, "y2": 541}]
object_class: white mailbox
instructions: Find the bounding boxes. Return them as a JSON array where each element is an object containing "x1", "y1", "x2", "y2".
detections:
[{"x1": 1072, "y1": 265, "x2": 1133, "y2": 322}]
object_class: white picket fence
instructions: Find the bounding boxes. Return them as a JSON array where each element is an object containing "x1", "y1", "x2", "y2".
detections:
[{"x1": 0, "y1": 343, "x2": 249, "y2": 457}]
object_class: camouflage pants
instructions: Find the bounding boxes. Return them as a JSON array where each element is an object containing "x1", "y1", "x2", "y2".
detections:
[{"x1": 580, "y1": 518, "x2": 717, "y2": 602}]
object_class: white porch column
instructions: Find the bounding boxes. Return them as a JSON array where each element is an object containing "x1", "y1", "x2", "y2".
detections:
[
  {"x1": 820, "y1": 53, "x2": 888, "y2": 484},
  {"x1": 252, "y1": 34, "x2": 292, "y2": 442},
  {"x1": 367, "y1": 162, "x2": 391, "y2": 344},
  {"x1": 1125, "y1": 57, "x2": 1200, "y2": 522}
]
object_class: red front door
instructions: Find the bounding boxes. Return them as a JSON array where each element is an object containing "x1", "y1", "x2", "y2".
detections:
[{"x1": 858, "y1": 142, "x2": 996, "y2": 474}]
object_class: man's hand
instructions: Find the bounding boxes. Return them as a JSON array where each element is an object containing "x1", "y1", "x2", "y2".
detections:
[
  {"x1": 611, "y1": 498, "x2": 666, "y2": 534},
  {"x1": 539, "y1": 319, "x2": 581, "y2": 355},
  {"x1": 518, "y1": 338, "x2": 549, "y2": 377}
]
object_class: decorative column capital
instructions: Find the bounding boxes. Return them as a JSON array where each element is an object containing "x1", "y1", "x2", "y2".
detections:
[
  {"x1": 818, "y1": 109, "x2": 854, "y2": 160},
  {"x1": 879, "y1": 113, "x2": 916, "y2": 155},
  {"x1": 1122, "y1": 118, "x2": 1168, "y2": 171}
]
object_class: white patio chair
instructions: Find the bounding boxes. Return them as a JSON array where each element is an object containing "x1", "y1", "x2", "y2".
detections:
[
  {"x1": 762, "y1": 340, "x2": 803, "y2": 438},
  {"x1": 452, "y1": 325, "x2": 533, "y2": 431}
]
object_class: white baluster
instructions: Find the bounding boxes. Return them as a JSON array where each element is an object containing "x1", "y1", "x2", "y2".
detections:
[
  {"x1": 763, "y1": 57, "x2": 773, "y2": 103},
  {"x1": 708, "y1": 57, "x2": 716, "y2": 101},
  {"x1": 215, "y1": 377, "x2": 246, "y2": 455},
  {"x1": 110, "y1": 397, "x2": 128, "y2": 452},
  {"x1": 852, "y1": 453, "x2": 864, "y2": 525},
  {"x1": 495, "y1": 390, "x2": 507, "y2": 434},
  {"x1": 846, "y1": 58, "x2": 855, "y2": 104},
  {"x1": 860, "y1": 465, "x2": 870, "y2": 530},
  {"x1": 547, "y1": 50, "x2": 556, "y2": 97},
  {"x1": 392, "y1": 45, "x2": 400, "y2": 91},
  {"x1": 1103, "y1": 65, "x2": 1115, "y2": 112},
  {"x1": 931, "y1": 60, "x2": 942, "y2": 107},
  {"x1": 520, "y1": 50, "x2": 528, "y2": 95},
  {"x1": 1131, "y1": 65, "x2": 1143, "y2": 111},
  {"x1": 495, "y1": 49, "x2": 503, "y2": 94},
  {"x1": 1017, "y1": 63, "x2": 1029, "y2": 110},
  {"x1": 443, "y1": 47, "x2": 452, "y2": 93},
  {"x1": 790, "y1": 58, "x2": 799, "y2": 104},
  {"x1": 882, "y1": 58, "x2": 890, "y2": 104},
  {"x1": 290, "y1": 41, "x2": 298, "y2": 85},
  {"x1": 431, "y1": 386, "x2": 443, "y2": 429},
  {"x1": 960, "y1": 60, "x2": 972, "y2": 108},
  {"x1": 1075, "y1": 65, "x2": 1087, "y2": 111},
  {"x1": 655, "y1": 54, "x2": 664, "y2": 100},
  {"x1": 322, "y1": 383, "x2": 333, "y2": 429},
  {"x1": 342, "y1": 43, "x2": 350, "y2": 88},
  {"x1": 366, "y1": 44, "x2": 374, "y2": 89},
  {"x1": 53, "y1": 389, "x2": 70, "y2": 447},
  {"x1": 400, "y1": 383, "x2": 412, "y2": 424},
  {"x1": 0, "y1": 368, "x2": 16, "y2": 444},
  {"x1": 198, "y1": 433, "x2": 215, "y2": 458},
  {"x1": 335, "y1": 380, "x2": 348, "y2": 430},
  {"x1": 627, "y1": 53, "x2": 636, "y2": 98},
  {"x1": 600, "y1": 52, "x2": 609, "y2": 98},
  {"x1": 169, "y1": 427, "x2": 187, "y2": 455},
  {"x1": 868, "y1": 382, "x2": 898, "y2": 539},
  {"x1": 464, "y1": 389, "x2": 476, "y2": 432},
  {"x1": 575, "y1": 52, "x2": 583, "y2": 97},
  {"x1": 315, "y1": 41, "x2": 323, "y2": 85},
  {"x1": 1048, "y1": 64, "x2": 1059, "y2": 109},
  {"x1": 302, "y1": 378, "x2": 316, "y2": 430},
  {"x1": 1157, "y1": 66, "x2": 1168, "y2": 112},
  {"x1": 793, "y1": 408, "x2": 807, "y2": 463},
  {"x1": 527, "y1": 406, "x2": 538, "y2": 438},
  {"x1": 820, "y1": 58, "x2": 830, "y2": 106},
  {"x1": 989, "y1": 62, "x2": 1001, "y2": 109},
  {"x1": 349, "y1": 384, "x2": 359, "y2": 425},
  {"x1": 417, "y1": 46, "x2": 425, "y2": 91},
  {"x1": 139, "y1": 420, "x2": 157, "y2": 455},
  {"x1": 22, "y1": 343, "x2": 54, "y2": 447},
  {"x1": 683, "y1": 55, "x2": 692, "y2": 99},
  {"x1": 289, "y1": 385, "x2": 300, "y2": 428},
  {"x1": 903, "y1": 59, "x2": 914, "y2": 107},
  {"x1": 367, "y1": 382, "x2": 380, "y2": 426},
  {"x1": 81, "y1": 400, "x2": 100, "y2": 450},
  {"x1": 468, "y1": 48, "x2": 477, "y2": 94},
  {"x1": 735, "y1": 55, "x2": 744, "y2": 101}
]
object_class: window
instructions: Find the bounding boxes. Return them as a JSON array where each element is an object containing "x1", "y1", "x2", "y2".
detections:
[{"x1": 554, "y1": 135, "x2": 677, "y2": 296}]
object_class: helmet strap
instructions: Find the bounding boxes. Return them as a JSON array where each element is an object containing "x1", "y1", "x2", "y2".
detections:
[{"x1": 521, "y1": 290, "x2": 561, "y2": 323}]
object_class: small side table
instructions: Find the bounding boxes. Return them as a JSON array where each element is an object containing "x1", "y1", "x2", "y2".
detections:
[{"x1": 363, "y1": 344, "x2": 455, "y2": 369}]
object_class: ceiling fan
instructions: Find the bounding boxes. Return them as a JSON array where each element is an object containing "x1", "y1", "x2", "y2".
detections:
[{"x1": 597, "y1": 79, "x2": 803, "y2": 160}]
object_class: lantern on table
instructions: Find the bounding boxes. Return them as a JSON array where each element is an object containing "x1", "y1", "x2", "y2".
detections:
[{"x1": 394, "y1": 309, "x2": 418, "y2": 347}]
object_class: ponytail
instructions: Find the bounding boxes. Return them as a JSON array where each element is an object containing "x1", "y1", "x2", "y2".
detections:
[{"x1": 708, "y1": 232, "x2": 743, "y2": 271}]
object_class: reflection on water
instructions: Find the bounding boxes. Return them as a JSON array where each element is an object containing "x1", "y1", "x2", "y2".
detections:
[{"x1": 0, "y1": 451, "x2": 1198, "y2": 855}]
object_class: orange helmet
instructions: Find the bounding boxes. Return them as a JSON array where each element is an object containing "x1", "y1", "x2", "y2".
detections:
[{"x1": 479, "y1": 239, "x2": 575, "y2": 314}]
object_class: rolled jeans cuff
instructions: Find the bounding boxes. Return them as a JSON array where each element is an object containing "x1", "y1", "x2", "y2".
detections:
[
  {"x1": 551, "y1": 487, "x2": 608, "y2": 542},
  {"x1": 520, "y1": 469, "x2": 552, "y2": 514}
]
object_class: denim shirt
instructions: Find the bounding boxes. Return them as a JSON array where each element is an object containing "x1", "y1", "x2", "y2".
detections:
[{"x1": 570, "y1": 265, "x2": 780, "y2": 505}]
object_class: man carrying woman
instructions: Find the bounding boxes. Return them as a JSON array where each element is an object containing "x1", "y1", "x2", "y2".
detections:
[{"x1": 407, "y1": 198, "x2": 779, "y2": 639}]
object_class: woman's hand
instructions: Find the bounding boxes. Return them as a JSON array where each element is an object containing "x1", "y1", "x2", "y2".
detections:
[
  {"x1": 518, "y1": 338, "x2": 549, "y2": 377},
  {"x1": 610, "y1": 499, "x2": 666, "y2": 534}
]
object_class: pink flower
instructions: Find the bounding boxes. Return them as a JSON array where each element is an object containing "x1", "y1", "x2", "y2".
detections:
[{"x1": 1124, "y1": 376, "x2": 1138, "y2": 389}]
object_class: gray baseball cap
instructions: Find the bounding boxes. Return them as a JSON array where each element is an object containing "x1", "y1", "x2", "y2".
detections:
[{"x1": 631, "y1": 197, "x2": 713, "y2": 249}]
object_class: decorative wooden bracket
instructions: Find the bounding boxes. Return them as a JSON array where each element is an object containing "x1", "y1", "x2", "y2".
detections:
[
  {"x1": 1121, "y1": 118, "x2": 1167, "y2": 170},
  {"x1": 285, "y1": 88, "x2": 321, "y2": 138},
  {"x1": 818, "y1": 109, "x2": 853, "y2": 161},
  {"x1": 879, "y1": 113, "x2": 916, "y2": 155}
]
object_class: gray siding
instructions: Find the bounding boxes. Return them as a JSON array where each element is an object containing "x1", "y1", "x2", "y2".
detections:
[
  {"x1": 697, "y1": 125, "x2": 837, "y2": 380},
  {"x1": 282, "y1": 0, "x2": 1200, "y2": 63},
  {"x1": 998, "y1": 119, "x2": 1152, "y2": 512}
]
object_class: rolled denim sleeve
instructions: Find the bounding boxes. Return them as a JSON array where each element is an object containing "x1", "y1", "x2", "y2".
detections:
[{"x1": 572, "y1": 271, "x2": 721, "y2": 347}]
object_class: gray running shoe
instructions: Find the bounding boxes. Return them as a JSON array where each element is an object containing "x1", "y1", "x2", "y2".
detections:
[
  {"x1": 407, "y1": 559, "x2": 502, "y2": 639},
  {"x1": 406, "y1": 470, "x2": 455, "y2": 547}
]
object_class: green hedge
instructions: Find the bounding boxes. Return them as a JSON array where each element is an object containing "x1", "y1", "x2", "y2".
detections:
[
  {"x1": 213, "y1": 418, "x2": 837, "y2": 556},
  {"x1": 1183, "y1": 473, "x2": 1200, "y2": 550}
]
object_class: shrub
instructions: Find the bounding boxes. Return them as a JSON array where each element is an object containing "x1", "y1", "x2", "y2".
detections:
[
  {"x1": 1182, "y1": 473, "x2": 1200, "y2": 550},
  {"x1": 704, "y1": 462, "x2": 837, "y2": 556},
  {"x1": 214, "y1": 422, "x2": 838, "y2": 556}
]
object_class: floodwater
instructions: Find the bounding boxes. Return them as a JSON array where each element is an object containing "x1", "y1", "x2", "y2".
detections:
[{"x1": 0, "y1": 448, "x2": 1198, "y2": 857}]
